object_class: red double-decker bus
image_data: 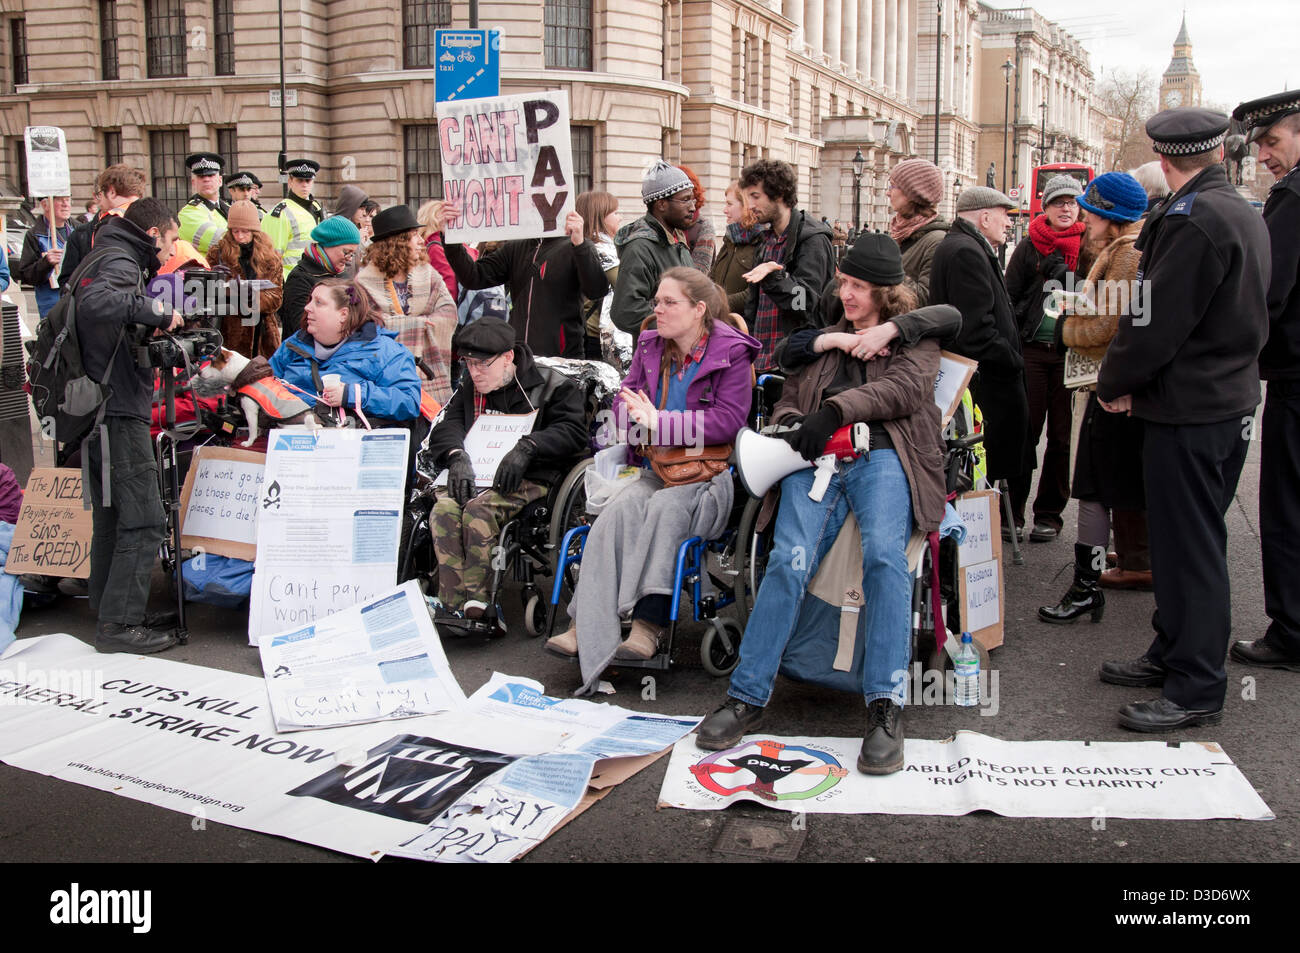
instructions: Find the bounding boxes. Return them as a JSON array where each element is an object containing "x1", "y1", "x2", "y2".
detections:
[{"x1": 1029, "y1": 163, "x2": 1094, "y2": 216}]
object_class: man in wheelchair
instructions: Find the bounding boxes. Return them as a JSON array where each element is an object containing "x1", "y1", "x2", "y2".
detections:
[
  {"x1": 696, "y1": 234, "x2": 951, "y2": 775},
  {"x1": 424, "y1": 317, "x2": 588, "y2": 629}
]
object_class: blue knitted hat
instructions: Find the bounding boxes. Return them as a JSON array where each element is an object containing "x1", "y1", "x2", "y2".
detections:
[
  {"x1": 1077, "y1": 173, "x2": 1148, "y2": 224},
  {"x1": 311, "y1": 215, "x2": 362, "y2": 247}
]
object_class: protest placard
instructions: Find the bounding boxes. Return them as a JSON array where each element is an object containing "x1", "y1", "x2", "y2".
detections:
[
  {"x1": 437, "y1": 90, "x2": 575, "y2": 243},
  {"x1": 178, "y1": 447, "x2": 265, "y2": 561},
  {"x1": 434, "y1": 411, "x2": 537, "y2": 488},
  {"x1": 955, "y1": 489, "x2": 1003, "y2": 650},
  {"x1": 248, "y1": 429, "x2": 409, "y2": 645},
  {"x1": 4, "y1": 468, "x2": 92, "y2": 578},
  {"x1": 1063, "y1": 348, "x2": 1101, "y2": 389},
  {"x1": 934, "y1": 351, "x2": 977, "y2": 425},
  {"x1": 24, "y1": 127, "x2": 71, "y2": 199}
]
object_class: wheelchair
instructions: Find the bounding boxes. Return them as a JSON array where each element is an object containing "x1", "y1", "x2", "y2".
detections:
[{"x1": 401, "y1": 355, "x2": 622, "y2": 639}]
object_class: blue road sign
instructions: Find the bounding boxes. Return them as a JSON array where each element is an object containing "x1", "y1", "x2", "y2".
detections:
[{"x1": 435, "y1": 30, "x2": 501, "y2": 102}]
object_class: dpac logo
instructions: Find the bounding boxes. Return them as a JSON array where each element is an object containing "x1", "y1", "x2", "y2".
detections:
[
  {"x1": 49, "y1": 883, "x2": 151, "y2": 933},
  {"x1": 288, "y1": 735, "x2": 516, "y2": 824},
  {"x1": 690, "y1": 739, "x2": 848, "y2": 802}
]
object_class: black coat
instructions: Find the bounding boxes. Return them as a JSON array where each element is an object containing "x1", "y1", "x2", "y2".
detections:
[
  {"x1": 1004, "y1": 229, "x2": 1073, "y2": 345},
  {"x1": 444, "y1": 237, "x2": 609, "y2": 360},
  {"x1": 741, "y1": 208, "x2": 835, "y2": 338},
  {"x1": 280, "y1": 253, "x2": 333, "y2": 339},
  {"x1": 929, "y1": 217, "x2": 1030, "y2": 480},
  {"x1": 1099, "y1": 164, "x2": 1270, "y2": 424},
  {"x1": 73, "y1": 216, "x2": 171, "y2": 421},
  {"x1": 422, "y1": 344, "x2": 588, "y2": 487},
  {"x1": 56, "y1": 215, "x2": 101, "y2": 291},
  {"x1": 1261, "y1": 161, "x2": 1300, "y2": 381}
]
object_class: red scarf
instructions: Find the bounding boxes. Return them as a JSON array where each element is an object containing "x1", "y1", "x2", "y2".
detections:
[{"x1": 1029, "y1": 214, "x2": 1085, "y2": 270}]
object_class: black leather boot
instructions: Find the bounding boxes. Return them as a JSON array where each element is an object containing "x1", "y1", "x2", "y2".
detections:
[{"x1": 1038, "y1": 543, "x2": 1106, "y2": 624}]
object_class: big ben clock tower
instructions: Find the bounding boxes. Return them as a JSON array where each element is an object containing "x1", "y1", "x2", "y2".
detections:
[{"x1": 1159, "y1": 14, "x2": 1203, "y2": 109}]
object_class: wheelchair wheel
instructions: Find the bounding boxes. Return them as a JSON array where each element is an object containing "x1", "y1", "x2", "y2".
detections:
[
  {"x1": 548, "y1": 458, "x2": 593, "y2": 555},
  {"x1": 701, "y1": 617, "x2": 743, "y2": 676},
  {"x1": 523, "y1": 592, "x2": 548, "y2": 638},
  {"x1": 731, "y1": 495, "x2": 769, "y2": 630}
]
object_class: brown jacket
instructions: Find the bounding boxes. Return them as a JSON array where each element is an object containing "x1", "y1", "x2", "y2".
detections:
[
  {"x1": 1061, "y1": 222, "x2": 1142, "y2": 360},
  {"x1": 769, "y1": 321, "x2": 947, "y2": 532},
  {"x1": 211, "y1": 234, "x2": 284, "y2": 358},
  {"x1": 710, "y1": 227, "x2": 761, "y2": 315}
]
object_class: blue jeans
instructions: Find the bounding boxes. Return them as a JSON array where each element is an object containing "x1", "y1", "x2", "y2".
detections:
[{"x1": 728, "y1": 450, "x2": 913, "y2": 708}]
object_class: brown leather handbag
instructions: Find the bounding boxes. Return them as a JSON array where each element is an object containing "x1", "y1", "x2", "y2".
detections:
[{"x1": 640, "y1": 363, "x2": 732, "y2": 486}]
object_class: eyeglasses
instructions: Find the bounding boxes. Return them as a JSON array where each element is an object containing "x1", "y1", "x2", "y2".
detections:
[
  {"x1": 652, "y1": 296, "x2": 686, "y2": 309},
  {"x1": 668, "y1": 195, "x2": 696, "y2": 207},
  {"x1": 464, "y1": 353, "x2": 505, "y2": 371}
]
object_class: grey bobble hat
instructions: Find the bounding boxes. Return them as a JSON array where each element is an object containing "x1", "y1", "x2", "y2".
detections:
[
  {"x1": 956, "y1": 186, "x2": 1017, "y2": 212},
  {"x1": 642, "y1": 160, "x2": 693, "y2": 204},
  {"x1": 1041, "y1": 174, "x2": 1084, "y2": 207}
]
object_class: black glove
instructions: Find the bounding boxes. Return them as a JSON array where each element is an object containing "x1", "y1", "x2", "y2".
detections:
[
  {"x1": 779, "y1": 405, "x2": 841, "y2": 462},
  {"x1": 446, "y1": 452, "x2": 476, "y2": 506},
  {"x1": 1038, "y1": 250, "x2": 1067, "y2": 281},
  {"x1": 492, "y1": 439, "x2": 536, "y2": 495}
]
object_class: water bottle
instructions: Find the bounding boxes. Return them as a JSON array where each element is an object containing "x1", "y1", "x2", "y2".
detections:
[{"x1": 953, "y1": 632, "x2": 980, "y2": 707}]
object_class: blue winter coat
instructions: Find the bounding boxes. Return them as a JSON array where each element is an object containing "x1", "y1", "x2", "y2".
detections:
[{"x1": 269, "y1": 321, "x2": 422, "y2": 422}]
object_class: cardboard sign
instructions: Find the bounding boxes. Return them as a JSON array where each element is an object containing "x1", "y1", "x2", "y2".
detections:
[
  {"x1": 954, "y1": 489, "x2": 1003, "y2": 651},
  {"x1": 437, "y1": 90, "x2": 575, "y2": 243},
  {"x1": 178, "y1": 447, "x2": 266, "y2": 562},
  {"x1": 1063, "y1": 348, "x2": 1101, "y2": 389},
  {"x1": 24, "y1": 127, "x2": 71, "y2": 199},
  {"x1": 4, "y1": 468, "x2": 93, "y2": 578},
  {"x1": 935, "y1": 352, "x2": 977, "y2": 425}
]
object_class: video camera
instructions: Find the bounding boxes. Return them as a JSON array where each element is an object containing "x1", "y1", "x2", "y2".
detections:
[{"x1": 134, "y1": 268, "x2": 268, "y2": 369}]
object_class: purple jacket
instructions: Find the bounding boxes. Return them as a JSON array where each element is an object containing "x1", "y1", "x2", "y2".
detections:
[{"x1": 614, "y1": 320, "x2": 759, "y2": 448}]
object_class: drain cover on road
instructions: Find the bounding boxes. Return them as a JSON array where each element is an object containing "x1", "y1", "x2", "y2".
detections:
[{"x1": 712, "y1": 817, "x2": 806, "y2": 860}]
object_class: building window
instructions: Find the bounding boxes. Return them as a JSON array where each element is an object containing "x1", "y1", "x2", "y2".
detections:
[
  {"x1": 145, "y1": 0, "x2": 187, "y2": 79},
  {"x1": 149, "y1": 129, "x2": 190, "y2": 209},
  {"x1": 216, "y1": 128, "x2": 238, "y2": 201},
  {"x1": 402, "y1": 0, "x2": 451, "y2": 70},
  {"x1": 213, "y1": 0, "x2": 234, "y2": 75},
  {"x1": 10, "y1": 18, "x2": 28, "y2": 88},
  {"x1": 404, "y1": 125, "x2": 443, "y2": 210},
  {"x1": 103, "y1": 131, "x2": 123, "y2": 168},
  {"x1": 100, "y1": 1, "x2": 120, "y2": 81},
  {"x1": 9, "y1": 138, "x2": 28, "y2": 200},
  {"x1": 570, "y1": 126, "x2": 593, "y2": 195},
  {"x1": 545, "y1": 0, "x2": 592, "y2": 71}
]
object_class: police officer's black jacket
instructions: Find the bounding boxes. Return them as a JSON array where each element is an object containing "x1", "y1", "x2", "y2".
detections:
[
  {"x1": 929, "y1": 216, "x2": 1024, "y2": 376},
  {"x1": 424, "y1": 343, "x2": 589, "y2": 487},
  {"x1": 1261, "y1": 161, "x2": 1300, "y2": 381},
  {"x1": 74, "y1": 215, "x2": 171, "y2": 421},
  {"x1": 1099, "y1": 163, "x2": 1270, "y2": 424}
]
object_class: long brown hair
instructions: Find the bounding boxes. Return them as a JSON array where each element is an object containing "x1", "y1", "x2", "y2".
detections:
[
  {"x1": 312, "y1": 278, "x2": 383, "y2": 335},
  {"x1": 212, "y1": 229, "x2": 281, "y2": 282},
  {"x1": 656, "y1": 266, "x2": 727, "y2": 378},
  {"x1": 870, "y1": 282, "x2": 918, "y2": 321},
  {"x1": 361, "y1": 229, "x2": 422, "y2": 278},
  {"x1": 575, "y1": 190, "x2": 618, "y2": 242}
]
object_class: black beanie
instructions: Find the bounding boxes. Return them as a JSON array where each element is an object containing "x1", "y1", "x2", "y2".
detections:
[{"x1": 838, "y1": 232, "x2": 905, "y2": 286}]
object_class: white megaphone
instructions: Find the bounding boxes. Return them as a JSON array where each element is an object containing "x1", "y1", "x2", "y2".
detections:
[{"x1": 733, "y1": 423, "x2": 871, "y2": 501}]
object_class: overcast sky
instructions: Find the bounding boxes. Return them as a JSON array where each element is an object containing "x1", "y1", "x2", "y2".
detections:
[{"x1": 986, "y1": 0, "x2": 1297, "y2": 111}]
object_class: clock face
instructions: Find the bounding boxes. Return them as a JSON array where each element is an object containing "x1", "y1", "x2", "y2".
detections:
[{"x1": 1164, "y1": 89, "x2": 1183, "y2": 108}]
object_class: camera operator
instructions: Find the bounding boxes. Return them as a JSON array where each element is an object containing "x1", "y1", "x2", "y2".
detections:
[{"x1": 76, "y1": 197, "x2": 185, "y2": 654}]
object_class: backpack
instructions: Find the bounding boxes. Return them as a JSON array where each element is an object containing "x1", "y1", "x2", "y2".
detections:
[{"x1": 26, "y1": 245, "x2": 137, "y2": 448}]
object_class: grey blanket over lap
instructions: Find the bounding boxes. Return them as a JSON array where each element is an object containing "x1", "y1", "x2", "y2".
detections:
[{"x1": 573, "y1": 469, "x2": 735, "y2": 695}]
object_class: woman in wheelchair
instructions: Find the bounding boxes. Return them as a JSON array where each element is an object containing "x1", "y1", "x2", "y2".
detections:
[
  {"x1": 546, "y1": 267, "x2": 759, "y2": 693},
  {"x1": 423, "y1": 316, "x2": 589, "y2": 628},
  {"x1": 270, "y1": 278, "x2": 423, "y2": 425},
  {"x1": 696, "y1": 234, "x2": 948, "y2": 776}
]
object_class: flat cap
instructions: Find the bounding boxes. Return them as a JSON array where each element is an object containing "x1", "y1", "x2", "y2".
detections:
[
  {"x1": 956, "y1": 186, "x2": 1016, "y2": 212},
  {"x1": 1233, "y1": 90, "x2": 1300, "y2": 143},
  {"x1": 453, "y1": 316, "x2": 516, "y2": 360},
  {"x1": 1146, "y1": 107, "x2": 1230, "y2": 156},
  {"x1": 281, "y1": 158, "x2": 320, "y2": 178},
  {"x1": 185, "y1": 152, "x2": 225, "y2": 176}
]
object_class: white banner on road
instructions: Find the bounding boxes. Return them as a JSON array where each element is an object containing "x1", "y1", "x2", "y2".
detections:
[
  {"x1": 658, "y1": 731, "x2": 1273, "y2": 820},
  {"x1": 248, "y1": 429, "x2": 409, "y2": 645},
  {"x1": 259, "y1": 581, "x2": 466, "y2": 732}
]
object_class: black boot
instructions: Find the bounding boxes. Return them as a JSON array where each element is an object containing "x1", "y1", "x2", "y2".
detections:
[
  {"x1": 858, "y1": 699, "x2": 904, "y2": 775},
  {"x1": 1038, "y1": 543, "x2": 1106, "y2": 624}
]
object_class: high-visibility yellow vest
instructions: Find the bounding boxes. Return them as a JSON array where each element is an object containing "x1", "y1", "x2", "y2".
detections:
[
  {"x1": 264, "y1": 195, "x2": 325, "y2": 279},
  {"x1": 178, "y1": 196, "x2": 228, "y2": 258}
]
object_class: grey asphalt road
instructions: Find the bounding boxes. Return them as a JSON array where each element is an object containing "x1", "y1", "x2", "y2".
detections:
[{"x1": 1, "y1": 415, "x2": 1294, "y2": 869}]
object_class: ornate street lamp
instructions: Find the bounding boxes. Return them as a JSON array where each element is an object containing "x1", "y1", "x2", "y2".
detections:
[{"x1": 851, "y1": 148, "x2": 865, "y2": 234}]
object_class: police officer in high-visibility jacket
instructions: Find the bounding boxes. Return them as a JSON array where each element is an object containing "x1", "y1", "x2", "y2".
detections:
[
  {"x1": 177, "y1": 152, "x2": 229, "y2": 259},
  {"x1": 224, "y1": 171, "x2": 263, "y2": 220},
  {"x1": 264, "y1": 158, "x2": 325, "y2": 279}
]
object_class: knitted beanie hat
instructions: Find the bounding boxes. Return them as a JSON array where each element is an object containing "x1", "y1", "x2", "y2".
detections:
[
  {"x1": 226, "y1": 200, "x2": 261, "y2": 232},
  {"x1": 642, "y1": 160, "x2": 693, "y2": 204},
  {"x1": 890, "y1": 158, "x2": 945, "y2": 208},
  {"x1": 838, "y1": 232, "x2": 906, "y2": 286},
  {"x1": 1077, "y1": 172, "x2": 1148, "y2": 224},
  {"x1": 311, "y1": 215, "x2": 362, "y2": 248}
]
